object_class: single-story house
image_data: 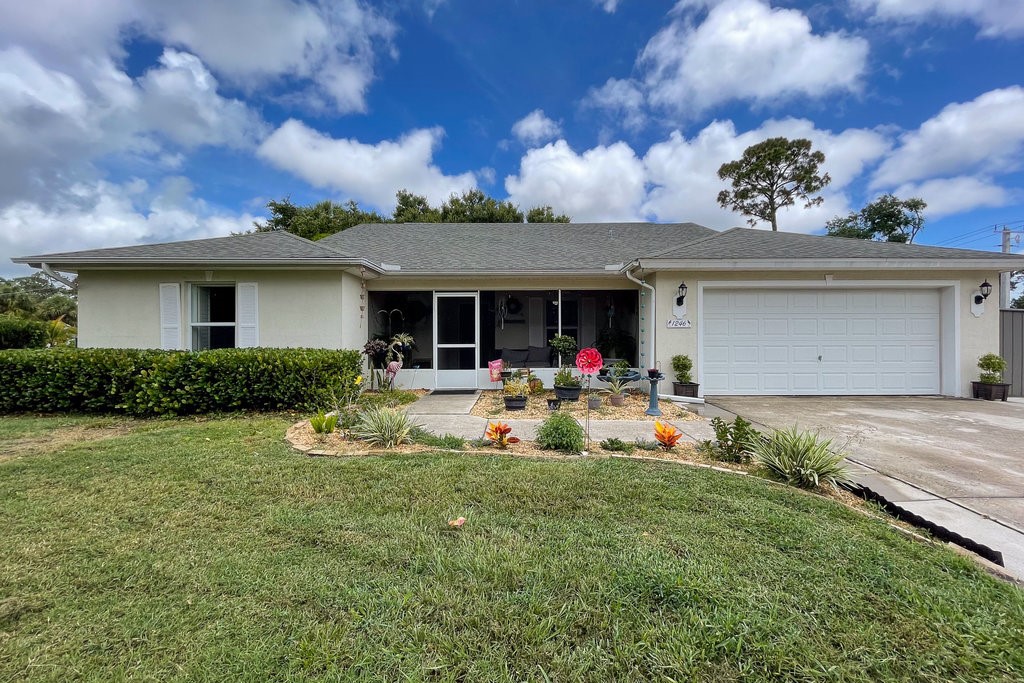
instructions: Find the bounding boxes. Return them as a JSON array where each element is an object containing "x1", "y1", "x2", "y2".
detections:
[{"x1": 13, "y1": 222, "x2": 1024, "y2": 397}]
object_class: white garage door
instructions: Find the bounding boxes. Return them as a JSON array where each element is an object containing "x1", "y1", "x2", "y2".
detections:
[{"x1": 702, "y1": 289, "x2": 941, "y2": 395}]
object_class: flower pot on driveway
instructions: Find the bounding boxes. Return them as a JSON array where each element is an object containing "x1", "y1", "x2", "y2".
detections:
[
  {"x1": 554, "y1": 385, "x2": 582, "y2": 401},
  {"x1": 672, "y1": 382, "x2": 700, "y2": 398},
  {"x1": 972, "y1": 381, "x2": 1010, "y2": 401}
]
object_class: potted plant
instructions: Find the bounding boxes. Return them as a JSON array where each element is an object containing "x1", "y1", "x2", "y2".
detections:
[
  {"x1": 546, "y1": 398, "x2": 561, "y2": 411},
  {"x1": 549, "y1": 334, "x2": 578, "y2": 365},
  {"x1": 604, "y1": 377, "x2": 628, "y2": 407},
  {"x1": 587, "y1": 394, "x2": 602, "y2": 410},
  {"x1": 670, "y1": 354, "x2": 699, "y2": 397},
  {"x1": 972, "y1": 353, "x2": 1011, "y2": 401},
  {"x1": 553, "y1": 367, "x2": 582, "y2": 401},
  {"x1": 503, "y1": 378, "x2": 529, "y2": 410},
  {"x1": 500, "y1": 360, "x2": 512, "y2": 381}
]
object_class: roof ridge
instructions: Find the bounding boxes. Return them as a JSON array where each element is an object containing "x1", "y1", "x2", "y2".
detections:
[
  {"x1": 642, "y1": 227, "x2": 737, "y2": 259},
  {"x1": 272, "y1": 228, "x2": 354, "y2": 257}
]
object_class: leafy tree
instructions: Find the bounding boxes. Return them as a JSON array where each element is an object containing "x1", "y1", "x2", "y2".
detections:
[
  {"x1": 717, "y1": 137, "x2": 831, "y2": 231},
  {"x1": 392, "y1": 190, "x2": 441, "y2": 223},
  {"x1": 526, "y1": 206, "x2": 571, "y2": 223},
  {"x1": 439, "y1": 189, "x2": 524, "y2": 223},
  {"x1": 253, "y1": 199, "x2": 386, "y2": 240},
  {"x1": 826, "y1": 194, "x2": 927, "y2": 244},
  {"x1": 1011, "y1": 293, "x2": 1024, "y2": 310},
  {"x1": 0, "y1": 274, "x2": 77, "y2": 324}
]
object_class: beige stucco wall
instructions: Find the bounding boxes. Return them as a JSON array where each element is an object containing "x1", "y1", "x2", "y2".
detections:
[
  {"x1": 648, "y1": 269, "x2": 1002, "y2": 398},
  {"x1": 77, "y1": 269, "x2": 359, "y2": 349}
]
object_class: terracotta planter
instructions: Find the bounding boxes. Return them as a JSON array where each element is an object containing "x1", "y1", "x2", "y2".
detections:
[
  {"x1": 554, "y1": 385, "x2": 582, "y2": 401},
  {"x1": 972, "y1": 381, "x2": 1010, "y2": 401},
  {"x1": 672, "y1": 382, "x2": 700, "y2": 398},
  {"x1": 503, "y1": 396, "x2": 527, "y2": 411},
  {"x1": 608, "y1": 394, "x2": 625, "y2": 407}
]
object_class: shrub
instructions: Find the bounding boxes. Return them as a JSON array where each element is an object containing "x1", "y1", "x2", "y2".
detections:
[
  {"x1": 535, "y1": 412, "x2": 584, "y2": 453},
  {"x1": 670, "y1": 355, "x2": 693, "y2": 384},
  {"x1": 351, "y1": 406, "x2": 419, "y2": 449},
  {"x1": 654, "y1": 421, "x2": 683, "y2": 451},
  {"x1": 0, "y1": 315, "x2": 47, "y2": 350},
  {"x1": 704, "y1": 416, "x2": 761, "y2": 463},
  {"x1": 977, "y1": 353, "x2": 1008, "y2": 384},
  {"x1": 599, "y1": 437, "x2": 635, "y2": 454},
  {"x1": 633, "y1": 438, "x2": 660, "y2": 451},
  {"x1": 752, "y1": 426, "x2": 852, "y2": 490},
  {"x1": 503, "y1": 379, "x2": 529, "y2": 397},
  {"x1": 410, "y1": 427, "x2": 466, "y2": 451},
  {"x1": 0, "y1": 347, "x2": 362, "y2": 415},
  {"x1": 309, "y1": 410, "x2": 338, "y2": 434},
  {"x1": 548, "y1": 334, "x2": 577, "y2": 362}
]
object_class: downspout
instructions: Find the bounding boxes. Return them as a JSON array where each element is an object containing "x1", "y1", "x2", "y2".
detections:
[
  {"x1": 41, "y1": 263, "x2": 78, "y2": 291},
  {"x1": 624, "y1": 263, "x2": 655, "y2": 370}
]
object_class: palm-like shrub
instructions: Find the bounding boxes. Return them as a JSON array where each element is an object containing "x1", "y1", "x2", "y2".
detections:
[
  {"x1": 351, "y1": 406, "x2": 420, "y2": 449},
  {"x1": 752, "y1": 426, "x2": 851, "y2": 490}
]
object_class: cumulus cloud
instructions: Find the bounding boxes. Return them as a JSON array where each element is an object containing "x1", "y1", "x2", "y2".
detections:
[
  {"x1": 595, "y1": 0, "x2": 621, "y2": 12},
  {"x1": 873, "y1": 87, "x2": 1024, "y2": 188},
  {"x1": 0, "y1": 0, "x2": 395, "y2": 113},
  {"x1": 892, "y1": 177, "x2": 1012, "y2": 218},
  {"x1": 511, "y1": 109, "x2": 562, "y2": 146},
  {"x1": 584, "y1": 0, "x2": 868, "y2": 125},
  {"x1": 854, "y1": 0, "x2": 1024, "y2": 38},
  {"x1": 505, "y1": 140, "x2": 648, "y2": 222},
  {"x1": 1, "y1": 178, "x2": 256, "y2": 276},
  {"x1": 258, "y1": 119, "x2": 477, "y2": 209}
]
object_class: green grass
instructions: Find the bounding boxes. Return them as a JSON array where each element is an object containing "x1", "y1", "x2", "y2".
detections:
[{"x1": 1, "y1": 416, "x2": 1022, "y2": 682}]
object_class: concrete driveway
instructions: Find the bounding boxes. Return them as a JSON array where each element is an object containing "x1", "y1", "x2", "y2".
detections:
[{"x1": 706, "y1": 396, "x2": 1024, "y2": 579}]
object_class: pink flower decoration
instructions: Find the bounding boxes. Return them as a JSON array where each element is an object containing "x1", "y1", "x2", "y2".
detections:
[{"x1": 575, "y1": 347, "x2": 603, "y2": 375}]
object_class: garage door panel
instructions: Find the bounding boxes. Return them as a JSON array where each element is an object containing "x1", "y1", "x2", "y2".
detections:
[{"x1": 701, "y1": 288, "x2": 940, "y2": 395}]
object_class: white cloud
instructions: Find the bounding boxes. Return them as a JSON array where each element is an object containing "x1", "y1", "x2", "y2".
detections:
[
  {"x1": 1, "y1": 178, "x2": 256, "y2": 276},
  {"x1": 511, "y1": 109, "x2": 562, "y2": 146},
  {"x1": 595, "y1": 0, "x2": 621, "y2": 12},
  {"x1": 873, "y1": 87, "x2": 1024, "y2": 188},
  {"x1": 637, "y1": 0, "x2": 868, "y2": 117},
  {"x1": 642, "y1": 118, "x2": 889, "y2": 232},
  {"x1": 893, "y1": 177, "x2": 1012, "y2": 218},
  {"x1": 504, "y1": 140, "x2": 647, "y2": 222},
  {"x1": 0, "y1": 0, "x2": 396, "y2": 113},
  {"x1": 583, "y1": 78, "x2": 647, "y2": 130},
  {"x1": 257, "y1": 119, "x2": 477, "y2": 210},
  {"x1": 854, "y1": 0, "x2": 1024, "y2": 38}
]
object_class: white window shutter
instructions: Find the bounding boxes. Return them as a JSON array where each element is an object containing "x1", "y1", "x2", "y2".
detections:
[
  {"x1": 159, "y1": 283, "x2": 181, "y2": 350},
  {"x1": 236, "y1": 282, "x2": 259, "y2": 348}
]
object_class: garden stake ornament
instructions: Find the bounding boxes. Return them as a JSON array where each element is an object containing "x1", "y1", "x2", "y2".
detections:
[{"x1": 575, "y1": 347, "x2": 603, "y2": 452}]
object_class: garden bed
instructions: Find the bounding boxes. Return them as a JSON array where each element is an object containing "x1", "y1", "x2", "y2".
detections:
[{"x1": 470, "y1": 389, "x2": 701, "y2": 421}]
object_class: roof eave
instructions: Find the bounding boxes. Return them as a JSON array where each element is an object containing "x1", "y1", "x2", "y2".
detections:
[
  {"x1": 637, "y1": 257, "x2": 1024, "y2": 271},
  {"x1": 12, "y1": 257, "x2": 385, "y2": 273},
  {"x1": 372, "y1": 268, "x2": 627, "y2": 277}
]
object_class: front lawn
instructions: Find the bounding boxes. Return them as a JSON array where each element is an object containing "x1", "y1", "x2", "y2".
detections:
[{"x1": 1, "y1": 416, "x2": 1022, "y2": 681}]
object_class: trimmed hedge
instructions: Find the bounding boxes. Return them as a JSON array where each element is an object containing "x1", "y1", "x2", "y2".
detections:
[
  {"x1": 0, "y1": 314, "x2": 48, "y2": 350},
  {"x1": 0, "y1": 347, "x2": 362, "y2": 415}
]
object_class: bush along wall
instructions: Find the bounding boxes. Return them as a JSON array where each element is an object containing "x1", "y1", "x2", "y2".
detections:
[
  {"x1": 0, "y1": 314, "x2": 48, "y2": 350},
  {"x1": 0, "y1": 347, "x2": 362, "y2": 416}
]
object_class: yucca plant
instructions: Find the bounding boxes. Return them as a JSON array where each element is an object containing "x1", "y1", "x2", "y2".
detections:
[
  {"x1": 751, "y1": 426, "x2": 852, "y2": 490},
  {"x1": 351, "y1": 406, "x2": 420, "y2": 449}
]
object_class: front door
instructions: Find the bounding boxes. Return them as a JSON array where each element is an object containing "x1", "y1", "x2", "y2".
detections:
[{"x1": 434, "y1": 292, "x2": 479, "y2": 389}]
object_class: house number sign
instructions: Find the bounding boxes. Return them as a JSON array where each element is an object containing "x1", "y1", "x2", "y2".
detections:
[{"x1": 666, "y1": 319, "x2": 692, "y2": 328}]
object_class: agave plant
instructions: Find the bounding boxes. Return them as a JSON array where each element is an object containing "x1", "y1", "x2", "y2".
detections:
[
  {"x1": 654, "y1": 421, "x2": 682, "y2": 451},
  {"x1": 485, "y1": 422, "x2": 520, "y2": 449},
  {"x1": 751, "y1": 426, "x2": 852, "y2": 490}
]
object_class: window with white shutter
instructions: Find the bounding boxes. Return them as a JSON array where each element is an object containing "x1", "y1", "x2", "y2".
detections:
[
  {"x1": 236, "y1": 282, "x2": 258, "y2": 348},
  {"x1": 159, "y1": 283, "x2": 181, "y2": 350}
]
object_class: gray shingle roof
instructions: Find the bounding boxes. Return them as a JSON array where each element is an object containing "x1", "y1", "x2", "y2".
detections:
[
  {"x1": 14, "y1": 230, "x2": 355, "y2": 265},
  {"x1": 319, "y1": 222, "x2": 717, "y2": 272},
  {"x1": 643, "y1": 227, "x2": 1024, "y2": 262}
]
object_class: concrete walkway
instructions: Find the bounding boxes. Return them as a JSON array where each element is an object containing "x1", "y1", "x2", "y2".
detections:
[
  {"x1": 409, "y1": 391, "x2": 714, "y2": 443},
  {"x1": 707, "y1": 396, "x2": 1024, "y2": 582}
]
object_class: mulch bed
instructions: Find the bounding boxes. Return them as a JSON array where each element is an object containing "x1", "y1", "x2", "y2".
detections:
[{"x1": 470, "y1": 389, "x2": 702, "y2": 421}]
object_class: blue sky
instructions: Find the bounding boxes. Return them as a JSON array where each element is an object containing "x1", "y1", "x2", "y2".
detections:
[{"x1": 2, "y1": 0, "x2": 1023, "y2": 276}]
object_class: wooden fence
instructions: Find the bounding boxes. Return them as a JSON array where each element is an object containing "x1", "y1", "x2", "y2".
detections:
[{"x1": 1000, "y1": 309, "x2": 1024, "y2": 397}]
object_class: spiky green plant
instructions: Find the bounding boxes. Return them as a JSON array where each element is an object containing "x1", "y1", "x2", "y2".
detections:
[
  {"x1": 752, "y1": 426, "x2": 851, "y2": 490},
  {"x1": 351, "y1": 407, "x2": 420, "y2": 449},
  {"x1": 309, "y1": 410, "x2": 339, "y2": 434}
]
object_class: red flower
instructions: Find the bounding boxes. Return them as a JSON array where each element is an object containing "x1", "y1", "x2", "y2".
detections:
[{"x1": 575, "y1": 347, "x2": 603, "y2": 375}]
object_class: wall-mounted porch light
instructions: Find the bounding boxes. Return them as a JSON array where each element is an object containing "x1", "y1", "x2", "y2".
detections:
[
  {"x1": 974, "y1": 280, "x2": 992, "y2": 305},
  {"x1": 675, "y1": 282, "x2": 688, "y2": 307}
]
